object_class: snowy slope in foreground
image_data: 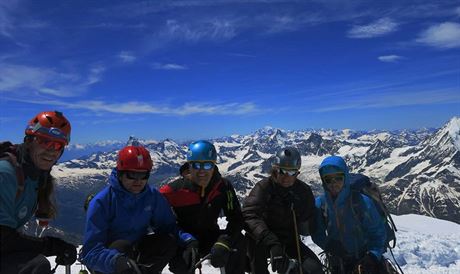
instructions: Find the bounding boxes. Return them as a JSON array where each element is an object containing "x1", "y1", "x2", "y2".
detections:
[{"x1": 52, "y1": 214, "x2": 460, "y2": 273}]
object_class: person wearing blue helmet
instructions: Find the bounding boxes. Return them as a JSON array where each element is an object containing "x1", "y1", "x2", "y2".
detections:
[
  {"x1": 311, "y1": 156, "x2": 387, "y2": 274},
  {"x1": 160, "y1": 140, "x2": 246, "y2": 274}
]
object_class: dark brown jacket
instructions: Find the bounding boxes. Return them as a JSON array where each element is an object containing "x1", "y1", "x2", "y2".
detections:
[{"x1": 242, "y1": 176, "x2": 316, "y2": 248}]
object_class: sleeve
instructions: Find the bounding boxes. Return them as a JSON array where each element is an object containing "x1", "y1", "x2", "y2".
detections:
[
  {"x1": 222, "y1": 181, "x2": 244, "y2": 244},
  {"x1": 241, "y1": 182, "x2": 280, "y2": 248},
  {"x1": 80, "y1": 193, "x2": 120, "y2": 273},
  {"x1": 0, "y1": 225, "x2": 46, "y2": 254},
  {"x1": 0, "y1": 161, "x2": 20, "y2": 228},
  {"x1": 310, "y1": 197, "x2": 328, "y2": 251},
  {"x1": 298, "y1": 185, "x2": 317, "y2": 236},
  {"x1": 151, "y1": 188, "x2": 195, "y2": 246},
  {"x1": 361, "y1": 195, "x2": 386, "y2": 259}
]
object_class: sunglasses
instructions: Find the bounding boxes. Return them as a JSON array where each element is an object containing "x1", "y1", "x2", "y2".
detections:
[
  {"x1": 35, "y1": 137, "x2": 65, "y2": 151},
  {"x1": 190, "y1": 161, "x2": 215, "y2": 170},
  {"x1": 125, "y1": 171, "x2": 150, "y2": 180},
  {"x1": 279, "y1": 168, "x2": 299, "y2": 176},
  {"x1": 322, "y1": 173, "x2": 345, "y2": 185}
]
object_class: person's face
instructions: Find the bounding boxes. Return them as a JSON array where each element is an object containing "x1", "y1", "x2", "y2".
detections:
[
  {"x1": 322, "y1": 172, "x2": 345, "y2": 197},
  {"x1": 275, "y1": 168, "x2": 299, "y2": 188},
  {"x1": 120, "y1": 171, "x2": 149, "y2": 194},
  {"x1": 28, "y1": 136, "x2": 64, "y2": 171},
  {"x1": 189, "y1": 161, "x2": 215, "y2": 187}
]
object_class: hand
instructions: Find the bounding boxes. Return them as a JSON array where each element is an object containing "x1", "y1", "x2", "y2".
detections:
[
  {"x1": 270, "y1": 244, "x2": 290, "y2": 273},
  {"x1": 356, "y1": 253, "x2": 380, "y2": 274},
  {"x1": 210, "y1": 235, "x2": 232, "y2": 268},
  {"x1": 115, "y1": 256, "x2": 140, "y2": 274},
  {"x1": 43, "y1": 237, "x2": 77, "y2": 265},
  {"x1": 182, "y1": 240, "x2": 199, "y2": 271}
]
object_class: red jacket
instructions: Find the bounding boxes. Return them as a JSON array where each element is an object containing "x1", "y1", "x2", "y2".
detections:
[{"x1": 160, "y1": 169, "x2": 243, "y2": 251}]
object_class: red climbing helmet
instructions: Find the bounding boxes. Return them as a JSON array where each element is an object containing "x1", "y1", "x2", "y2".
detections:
[
  {"x1": 25, "y1": 111, "x2": 71, "y2": 145},
  {"x1": 117, "y1": 146, "x2": 153, "y2": 171}
]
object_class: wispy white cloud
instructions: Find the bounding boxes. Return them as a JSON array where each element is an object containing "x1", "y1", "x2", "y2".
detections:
[
  {"x1": 0, "y1": 0, "x2": 20, "y2": 38},
  {"x1": 87, "y1": 64, "x2": 106, "y2": 85},
  {"x1": 416, "y1": 22, "x2": 460, "y2": 49},
  {"x1": 378, "y1": 55, "x2": 404, "y2": 63},
  {"x1": 226, "y1": 52, "x2": 256, "y2": 58},
  {"x1": 4, "y1": 97, "x2": 262, "y2": 116},
  {"x1": 165, "y1": 19, "x2": 237, "y2": 42},
  {"x1": 347, "y1": 18, "x2": 398, "y2": 38},
  {"x1": 118, "y1": 51, "x2": 137, "y2": 63},
  {"x1": 455, "y1": 7, "x2": 460, "y2": 17},
  {"x1": 152, "y1": 62, "x2": 187, "y2": 70},
  {"x1": 0, "y1": 63, "x2": 106, "y2": 97},
  {"x1": 313, "y1": 88, "x2": 460, "y2": 112}
]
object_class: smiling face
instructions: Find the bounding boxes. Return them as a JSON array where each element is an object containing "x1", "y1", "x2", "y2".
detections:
[
  {"x1": 189, "y1": 162, "x2": 215, "y2": 187},
  {"x1": 274, "y1": 168, "x2": 299, "y2": 188},
  {"x1": 27, "y1": 137, "x2": 64, "y2": 171}
]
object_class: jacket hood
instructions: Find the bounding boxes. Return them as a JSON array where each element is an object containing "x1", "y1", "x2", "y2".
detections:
[
  {"x1": 319, "y1": 156, "x2": 351, "y2": 204},
  {"x1": 319, "y1": 156, "x2": 349, "y2": 176}
]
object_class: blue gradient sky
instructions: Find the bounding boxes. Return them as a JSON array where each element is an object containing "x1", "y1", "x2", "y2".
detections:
[{"x1": 1, "y1": 0, "x2": 459, "y2": 144}]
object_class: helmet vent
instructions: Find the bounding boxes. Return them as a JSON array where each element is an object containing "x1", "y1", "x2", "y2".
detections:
[
  {"x1": 284, "y1": 149, "x2": 291, "y2": 156},
  {"x1": 46, "y1": 116, "x2": 53, "y2": 123}
]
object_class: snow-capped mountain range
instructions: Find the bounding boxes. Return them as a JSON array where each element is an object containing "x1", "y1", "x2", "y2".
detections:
[{"x1": 50, "y1": 117, "x2": 460, "y2": 240}]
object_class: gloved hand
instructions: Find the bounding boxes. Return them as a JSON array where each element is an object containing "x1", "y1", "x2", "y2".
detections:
[
  {"x1": 43, "y1": 237, "x2": 77, "y2": 265},
  {"x1": 270, "y1": 244, "x2": 290, "y2": 273},
  {"x1": 182, "y1": 240, "x2": 199, "y2": 271},
  {"x1": 115, "y1": 256, "x2": 140, "y2": 274},
  {"x1": 210, "y1": 235, "x2": 232, "y2": 268},
  {"x1": 356, "y1": 253, "x2": 380, "y2": 274}
]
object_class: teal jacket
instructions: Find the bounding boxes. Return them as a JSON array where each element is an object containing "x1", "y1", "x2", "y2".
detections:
[
  {"x1": 0, "y1": 160, "x2": 39, "y2": 229},
  {"x1": 311, "y1": 156, "x2": 386, "y2": 260}
]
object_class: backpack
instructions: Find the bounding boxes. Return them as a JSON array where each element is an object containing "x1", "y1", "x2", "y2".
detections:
[
  {"x1": 320, "y1": 173, "x2": 403, "y2": 273},
  {"x1": 0, "y1": 141, "x2": 26, "y2": 200},
  {"x1": 348, "y1": 173, "x2": 397, "y2": 249}
]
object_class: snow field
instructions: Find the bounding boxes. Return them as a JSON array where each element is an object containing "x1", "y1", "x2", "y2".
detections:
[{"x1": 52, "y1": 214, "x2": 460, "y2": 273}]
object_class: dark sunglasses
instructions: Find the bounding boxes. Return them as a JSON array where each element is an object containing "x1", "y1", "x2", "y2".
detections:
[
  {"x1": 125, "y1": 171, "x2": 150, "y2": 180},
  {"x1": 322, "y1": 173, "x2": 345, "y2": 185},
  {"x1": 35, "y1": 137, "x2": 65, "y2": 151},
  {"x1": 279, "y1": 168, "x2": 299, "y2": 176},
  {"x1": 190, "y1": 161, "x2": 215, "y2": 170}
]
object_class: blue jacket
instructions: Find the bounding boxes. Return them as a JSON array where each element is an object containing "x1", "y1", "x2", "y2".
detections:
[
  {"x1": 80, "y1": 169, "x2": 194, "y2": 273},
  {"x1": 311, "y1": 156, "x2": 386, "y2": 260},
  {"x1": 0, "y1": 160, "x2": 39, "y2": 229}
]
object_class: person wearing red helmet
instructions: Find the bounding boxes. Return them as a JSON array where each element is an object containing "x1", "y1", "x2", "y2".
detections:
[
  {"x1": 81, "y1": 145, "x2": 196, "y2": 274},
  {"x1": 0, "y1": 111, "x2": 77, "y2": 274}
]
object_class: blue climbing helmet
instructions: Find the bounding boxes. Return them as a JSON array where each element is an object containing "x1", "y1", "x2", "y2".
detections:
[{"x1": 187, "y1": 140, "x2": 217, "y2": 162}]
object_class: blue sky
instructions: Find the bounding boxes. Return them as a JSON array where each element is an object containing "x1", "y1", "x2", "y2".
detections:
[{"x1": 0, "y1": 0, "x2": 459, "y2": 144}]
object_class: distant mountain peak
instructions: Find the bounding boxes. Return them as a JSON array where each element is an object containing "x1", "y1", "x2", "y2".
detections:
[
  {"x1": 445, "y1": 116, "x2": 460, "y2": 151},
  {"x1": 126, "y1": 135, "x2": 141, "y2": 146}
]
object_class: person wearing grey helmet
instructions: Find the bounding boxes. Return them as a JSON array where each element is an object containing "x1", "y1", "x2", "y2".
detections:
[{"x1": 242, "y1": 147, "x2": 324, "y2": 274}]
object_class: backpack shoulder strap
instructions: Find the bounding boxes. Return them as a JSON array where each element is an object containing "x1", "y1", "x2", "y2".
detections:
[
  {"x1": 350, "y1": 190, "x2": 367, "y2": 224},
  {"x1": 319, "y1": 196, "x2": 328, "y2": 225}
]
